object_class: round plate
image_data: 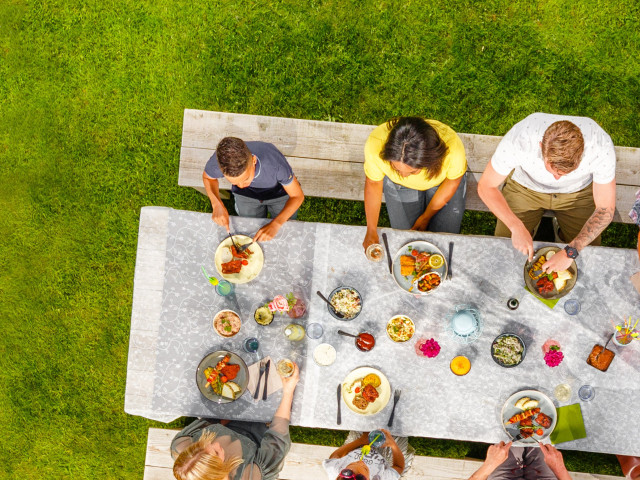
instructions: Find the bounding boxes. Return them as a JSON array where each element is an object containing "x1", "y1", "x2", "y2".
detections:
[
  {"x1": 491, "y1": 333, "x2": 526, "y2": 368},
  {"x1": 327, "y1": 286, "x2": 362, "y2": 321},
  {"x1": 501, "y1": 389, "x2": 557, "y2": 446},
  {"x1": 214, "y1": 235, "x2": 264, "y2": 284},
  {"x1": 342, "y1": 366, "x2": 391, "y2": 415},
  {"x1": 196, "y1": 350, "x2": 249, "y2": 404},
  {"x1": 392, "y1": 241, "x2": 447, "y2": 295},
  {"x1": 524, "y1": 246, "x2": 577, "y2": 300}
]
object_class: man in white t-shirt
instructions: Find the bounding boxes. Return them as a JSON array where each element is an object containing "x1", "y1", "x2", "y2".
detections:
[{"x1": 478, "y1": 113, "x2": 616, "y2": 272}]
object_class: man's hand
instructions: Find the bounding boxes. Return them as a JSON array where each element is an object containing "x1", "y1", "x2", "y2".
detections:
[
  {"x1": 362, "y1": 229, "x2": 380, "y2": 252},
  {"x1": 540, "y1": 444, "x2": 571, "y2": 479},
  {"x1": 511, "y1": 224, "x2": 534, "y2": 261},
  {"x1": 211, "y1": 203, "x2": 230, "y2": 231},
  {"x1": 484, "y1": 441, "x2": 511, "y2": 469},
  {"x1": 253, "y1": 220, "x2": 283, "y2": 242},
  {"x1": 542, "y1": 249, "x2": 574, "y2": 273}
]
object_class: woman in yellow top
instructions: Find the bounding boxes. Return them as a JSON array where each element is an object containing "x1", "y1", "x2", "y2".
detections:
[{"x1": 362, "y1": 117, "x2": 467, "y2": 251}]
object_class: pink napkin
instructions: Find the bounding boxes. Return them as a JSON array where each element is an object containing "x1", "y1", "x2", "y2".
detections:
[{"x1": 246, "y1": 356, "x2": 282, "y2": 401}]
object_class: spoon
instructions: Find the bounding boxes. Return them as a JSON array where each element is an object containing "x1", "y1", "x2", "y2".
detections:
[
  {"x1": 594, "y1": 333, "x2": 614, "y2": 363},
  {"x1": 338, "y1": 330, "x2": 375, "y2": 352},
  {"x1": 316, "y1": 291, "x2": 345, "y2": 318},
  {"x1": 337, "y1": 330, "x2": 358, "y2": 339}
]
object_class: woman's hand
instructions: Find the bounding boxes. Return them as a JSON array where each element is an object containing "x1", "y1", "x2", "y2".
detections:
[
  {"x1": 362, "y1": 229, "x2": 380, "y2": 252},
  {"x1": 281, "y1": 363, "x2": 300, "y2": 394},
  {"x1": 379, "y1": 429, "x2": 399, "y2": 449}
]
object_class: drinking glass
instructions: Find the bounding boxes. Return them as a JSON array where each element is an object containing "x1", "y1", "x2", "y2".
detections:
[
  {"x1": 368, "y1": 430, "x2": 386, "y2": 448},
  {"x1": 578, "y1": 385, "x2": 595, "y2": 402},
  {"x1": 215, "y1": 280, "x2": 234, "y2": 296},
  {"x1": 563, "y1": 299, "x2": 581, "y2": 315},
  {"x1": 243, "y1": 337, "x2": 259, "y2": 353},
  {"x1": 554, "y1": 383, "x2": 572, "y2": 402},
  {"x1": 306, "y1": 322, "x2": 324, "y2": 339}
]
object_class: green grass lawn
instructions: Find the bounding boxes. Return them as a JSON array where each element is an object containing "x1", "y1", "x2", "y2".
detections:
[{"x1": 1, "y1": 0, "x2": 638, "y2": 478}]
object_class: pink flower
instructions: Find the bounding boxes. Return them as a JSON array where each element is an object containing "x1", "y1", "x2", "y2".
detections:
[
  {"x1": 544, "y1": 349, "x2": 564, "y2": 367},
  {"x1": 268, "y1": 295, "x2": 289, "y2": 313},
  {"x1": 418, "y1": 338, "x2": 441, "y2": 358}
]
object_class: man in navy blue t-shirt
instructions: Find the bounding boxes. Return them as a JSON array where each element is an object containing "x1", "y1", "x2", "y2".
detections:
[{"x1": 203, "y1": 137, "x2": 305, "y2": 241}]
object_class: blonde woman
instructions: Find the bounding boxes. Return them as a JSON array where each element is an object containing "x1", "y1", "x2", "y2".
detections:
[{"x1": 172, "y1": 363, "x2": 300, "y2": 480}]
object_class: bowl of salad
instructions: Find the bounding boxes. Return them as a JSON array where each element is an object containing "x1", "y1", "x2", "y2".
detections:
[
  {"x1": 327, "y1": 287, "x2": 362, "y2": 320},
  {"x1": 491, "y1": 333, "x2": 526, "y2": 368}
]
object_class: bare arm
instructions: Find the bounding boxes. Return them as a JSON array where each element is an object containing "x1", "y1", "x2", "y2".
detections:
[
  {"x1": 468, "y1": 442, "x2": 511, "y2": 480},
  {"x1": 362, "y1": 177, "x2": 384, "y2": 251},
  {"x1": 543, "y1": 180, "x2": 615, "y2": 272},
  {"x1": 412, "y1": 175, "x2": 464, "y2": 231},
  {"x1": 202, "y1": 172, "x2": 230, "y2": 230},
  {"x1": 540, "y1": 444, "x2": 572, "y2": 480},
  {"x1": 379, "y1": 429, "x2": 405, "y2": 474},
  {"x1": 478, "y1": 163, "x2": 534, "y2": 260},
  {"x1": 329, "y1": 432, "x2": 369, "y2": 459},
  {"x1": 570, "y1": 180, "x2": 615, "y2": 250},
  {"x1": 253, "y1": 177, "x2": 305, "y2": 242}
]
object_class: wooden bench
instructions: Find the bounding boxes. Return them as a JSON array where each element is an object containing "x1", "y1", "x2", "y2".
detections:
[
  {"x1": 179, "y1": 109, "x2": 639, "y2": 224},
  {"x1": 144, "y1": 428, "x2": 623, "y2": 480}
]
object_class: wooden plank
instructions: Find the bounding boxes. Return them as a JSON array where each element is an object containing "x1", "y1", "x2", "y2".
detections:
[
  {"x1": 145, "y1": 429, "x2": 624, "y2": 480},
  {"x1": 181, "y1": 110, "x2": 640, "y2": 185},
  {"x1": 179, "y1": 144, "x2": 637, "y2": 223},
  {"x1": 182, "y1": 109, "x2": 374, "y2": 163}
]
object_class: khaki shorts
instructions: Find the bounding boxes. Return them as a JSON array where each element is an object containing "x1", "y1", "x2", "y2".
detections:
[{"x1": 495, "y1": 177, "x2": 600, "y2": 246}]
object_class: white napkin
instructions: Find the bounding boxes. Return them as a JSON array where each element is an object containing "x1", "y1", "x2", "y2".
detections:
[{"x1": 246, "y1": 356, "x2": 282, "y2": 401}]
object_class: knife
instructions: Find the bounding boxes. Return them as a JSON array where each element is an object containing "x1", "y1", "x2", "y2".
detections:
[
  {"x1": 447, "y1": 242, "x2": 454, "y2": 280},
  {"x1": 262, "y1": 359, "x2": 271, "y2": 401},
  {"x1": 336, "y1": 384, "x2": 342, "y2": 425},
  {"x1": 381, "y1": 233, "x2": 393, "y2": 274}
]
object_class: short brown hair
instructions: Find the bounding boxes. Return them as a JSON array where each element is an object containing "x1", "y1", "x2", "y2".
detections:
[
  {"x1": 541, "y1": 121, "x2": 584, "y2": 173},
  {"x1": 216, "y1": 137, "x2": 252, "y2": 177},
  {"x1": 173, "y1": 431, "x2": 243, "y2": 480}
]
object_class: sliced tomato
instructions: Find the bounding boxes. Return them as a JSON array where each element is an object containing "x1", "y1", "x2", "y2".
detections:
[
  {"x1": 220, "y1": 376, "x2": 228, "y2": 383},
  {"x1": 241, "y1": 260, "x2": 248, "y2": 265},
  {"x1": 411, "y1": 249, "x2": 419, "y2": 256},
  {"x1": 535, "y1": 428, "x2": 544, "y2": 436},
  {"x1": 355, "y1": 387, "x2": 361, "y2": 394}
]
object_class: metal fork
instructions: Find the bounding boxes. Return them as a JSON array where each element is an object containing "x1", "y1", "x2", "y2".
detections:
[
  {"x1": 387, "y1": 389, "x2": 402, "y2": 427},
  {"x1": 236, "y1": 240, "x2": 254, "y2": 254},
  {"x1": 227, "y1": 232, "x2": 241, "y2": 251},
  {"x1": 253, "y1": 359, "x2": 267, "y2": 399}
]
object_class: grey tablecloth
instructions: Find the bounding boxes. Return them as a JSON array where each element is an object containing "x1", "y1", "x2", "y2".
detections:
[{"x1": 126, "y1": 207, "x2": 640, "y2": 456}]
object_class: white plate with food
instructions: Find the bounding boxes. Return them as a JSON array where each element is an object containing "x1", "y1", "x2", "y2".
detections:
[
  {"x1": 214, "y1": 235, "x2": 264, "y2": 284},
  {"x1": 196, "y1": 350, "x2": 249, "y2": 404},
  {"x1": 386, "y1": 315, "x2": 415, "y2": 342},
  {"x1": 501, "y1": 389, "x2": 557, "y2": 446},
  {"x1": 392, "y1": 241, "x2": 447, "y2": 295},
  {"x1": 524, "y1": 246, "x2": 577, "y2": 300},
  {"x1": 342, "y1": 366, "x2": 391, "y2": 415}
]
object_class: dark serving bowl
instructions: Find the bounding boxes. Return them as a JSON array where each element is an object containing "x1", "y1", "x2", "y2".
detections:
[
  {"x1": 327, "y1": 286, "x2": 362, "y2": 321},
  {"x1": 491, "y1": 333, "x2": 526, "y2": 368}
]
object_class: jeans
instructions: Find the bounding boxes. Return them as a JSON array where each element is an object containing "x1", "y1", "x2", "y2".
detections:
[
  {"x1": 383, "y1": 173, "x2": 466, "y2": 233},
  {"x1": 234, "y1": 194, "x2": 298, "y2": 220},
  {"x1": 488, "y1": 447, "x2": 557, "y2": 480}
]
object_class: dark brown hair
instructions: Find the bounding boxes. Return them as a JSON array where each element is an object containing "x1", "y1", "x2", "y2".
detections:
[
  {"x1": 216, "y1": 137, "x2": 252, "y2": 177},
  {"x1": 381, "y1": 117, "x2": 449, "y2": 179},
  {"x1": 541, "y1": 121, "x2": 584, "y2": 173}
]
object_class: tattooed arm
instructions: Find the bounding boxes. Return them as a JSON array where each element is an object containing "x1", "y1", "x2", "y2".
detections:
[{"x1": 543, "y1": 179, "x2": 616, "y2": 272}]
